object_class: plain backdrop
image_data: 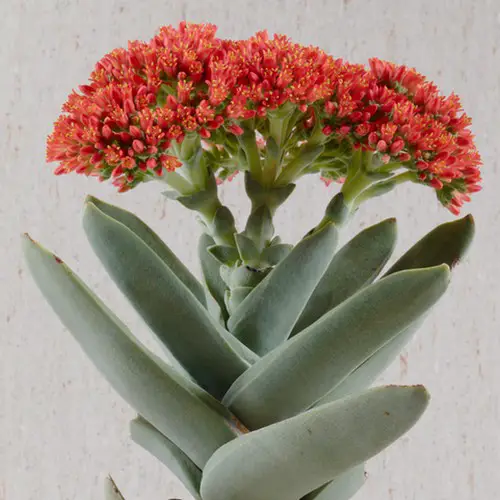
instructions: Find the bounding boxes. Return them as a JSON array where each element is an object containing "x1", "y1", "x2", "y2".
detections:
[{"x1": 1, "y1": 0, "x2": 499, "y2": 498}]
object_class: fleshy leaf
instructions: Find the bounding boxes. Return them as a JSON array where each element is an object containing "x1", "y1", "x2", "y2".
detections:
[
  {"x1": 223, "y1": 265, "x2": 449, "y2": 428},
  {"x1": 385, "y1": 214, "x2": 474, "y2": 275},
  {"x1": 225, "y1": 286, "x2": 255, "y2": 316},
  {"x1": 228, "y1": 222, "x2": 339, "y2": 355},
  {"x1": 316, "y1": 321, "x2": 423, "y2": 405},
  {"x1": 260, "y1": 243, "x2": 293, "y2": 266},
  {"x1": 207, "y1": 244, "x2": 240, "y2": 265},
  {"x1": 87, "y1": 196, "x2": 206, "y2": 306},
  {"x1": 235, "y1": 233, "x2": 260, "y2": 264},
  {"x1": 130, "y1": 416, "x2": 202, "y2": 500},
  {"x1": 302, "y1": 464, "x2": 365, "y2": 500},
  {"x1": 104, "y1": 476, "x2": 125, "y2": 500},
  {"x1": 244, "y1": 205, "x2": 275, "y2": 251},
  {"x1": 198, "y1": 233, "x2": 229, "y2": 323},
  {"x1": 312, "y1": 216, "x2": 475, "y2": 403},
  {"x1": 292, "y1": 218, "x2": 397, "y2": 335},
  {"x1": 83, "y1": 202, "x2": 250, "y2": 399},
  {"x1": 23, "y1": 235, "x2": 238, "y2": 468},
  {"x1": 202, "y1": 386, "x2": 429, "y2": 500}
]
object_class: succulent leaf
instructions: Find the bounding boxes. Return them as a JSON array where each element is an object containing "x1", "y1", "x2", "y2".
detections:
[
  {"x1": 385, "y1": 214, "x2": 474, "y2": 275},
  {"x1": 315, "y1": 321, "x2": 423, "y2": 405},
  {"x1": 130, "y1": 416, "x2": 202, "y2": 500},
  {"x1": 302, "y1": 464, "x2": 365, "y2": 500},
  {"x1": 244, "y1": 172, "x2": 296, "y2": 214},
  {"x1": 292, "y1": 218, "x2": 397, "y2": 335},
  {"x1": 207, "y1": 244, "x2": 240, "y2": 265},
  {"x1": 198, "y1": 233, "x2": 229, "y2": 323},
  {"x1": 227, "y1": 222, "x2": 339, "y2": 355},
  {"x1": 104, "y1": 476, "x2": 126, "y2": 500},
  {"x1": 86, "y1": 196, "x2": 206, "y2": 306},
  {"x1": 225, "y1": 286, "x2": 255, "y2": 316},
  {"x1": 309, "y1": 215, "x2": 474, "y2": 403},
  {"x1": 223, "y1": 265, "x2": 449, "y2": 428},
  {"x1": 22, "y1": 235, "x2": 239, "y2": 468},
  {"x1": 202, "y1": 386, "x2": 429, "y2": 500},
  {"x1": 234, "y1": 233, "x2": 260, "y2": 264},
  {"x1": 260, "y1": 243, "x2": 293, "y2": 266},
  {"x1": 244, "y1": 205, "x2": 275, "y2": 251},
  {"x1": 83, "y1": 202, "x2": 251, "y2": 398}
]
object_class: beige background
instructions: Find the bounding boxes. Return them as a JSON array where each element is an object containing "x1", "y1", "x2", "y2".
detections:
[{"x1": 2, "y1": 0, "x2": 499, "y2": 498}]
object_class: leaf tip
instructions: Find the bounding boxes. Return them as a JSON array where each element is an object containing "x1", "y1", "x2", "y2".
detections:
[{"x1": 84, "y1": 194, "x2": 100, "y2": 206}]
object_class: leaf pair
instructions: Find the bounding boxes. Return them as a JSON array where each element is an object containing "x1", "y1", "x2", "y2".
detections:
[
  {"x1": 312, "y1": 214, "x2": 475, "y2": 406},
  {"x1": 227, "y1": 222, "x2": 340, "y2": 355},
  {"x1": 23, "y1": 235, "x2": 239, "y2": 469},
  {"x1": 82, "y1": 198, "x2": 255, "y2": 399},
  {"x1": 293, "y1": 214, "x2": 474, "y2": 337}
]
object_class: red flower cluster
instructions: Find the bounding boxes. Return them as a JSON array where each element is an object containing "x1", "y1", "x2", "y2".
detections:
[
  {"x1": 47, "y1": 23, "x2": 239, "y2": 191},
  {"x1": 47, "y1": 22, "x2": 481, "y2": 211},
  {"x1": 318, "y1": 58, "x2": 481, "y2": 214}
]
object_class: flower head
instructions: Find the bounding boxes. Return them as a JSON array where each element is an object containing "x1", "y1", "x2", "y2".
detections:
[
  {"x1": 47, "y1": 23, "x2": 239, "y2": 191},
  {"x1": 318, "y1": 59, "x2": 481, "y2": 213},
  {"x1": 47, "y1": 24, "x2": 482, "y2": 212}
]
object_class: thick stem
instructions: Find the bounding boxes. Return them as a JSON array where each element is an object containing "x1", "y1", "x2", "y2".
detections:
[{"x1": 237, "y1": 127, "x2": 262, "y2": 182}]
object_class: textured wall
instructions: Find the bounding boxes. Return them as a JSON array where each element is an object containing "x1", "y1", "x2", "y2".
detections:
[{"x1": 2, "y1": 0, "x2": 499, "y2": 498}]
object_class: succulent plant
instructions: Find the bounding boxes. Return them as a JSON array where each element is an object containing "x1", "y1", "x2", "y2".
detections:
[{"x1": 25, "y1": 22, "x2": 480, "y2": 500}]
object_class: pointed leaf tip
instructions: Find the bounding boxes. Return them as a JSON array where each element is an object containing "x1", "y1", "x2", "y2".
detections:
[
  {"x1": 104, "y1": 476, "x2": 125, "y2": 500},
  {"x1": 292, "y1": 217, "x2": 398, "y2": 335},
  {"x1": 386, "y1": 216, "x2": 474, "y2": 275}
]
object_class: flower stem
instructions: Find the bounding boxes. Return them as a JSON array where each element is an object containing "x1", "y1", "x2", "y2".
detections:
[
  {"x1": 238, "y1": 127, "x2": 262, "y2": 182},
  {"x1": 163, "y1": 171, "x2": 195, "y2": 195},
  {"x1": 276, "y1": 143, "x2": 325, "y2": 186}
]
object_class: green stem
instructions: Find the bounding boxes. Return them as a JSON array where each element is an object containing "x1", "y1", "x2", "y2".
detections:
[
  {"x1": 341, "y1": 170, "x2": 372, "y2": 205},
  {"x1": 238, "y1": 128, "x2": 262, "y2": 182},
  {"x1": 376, "y1": 161, "x2": 402, "y2": 173},
  {"x1": 163, "y1": 171, "x2": 195, "y2": 195},
  {"x1": 276, "y1": 143, "x2": 325, "y2": 186},
  {"x1": 387, "y1": 170, "x2": 417, "y2": 185}
]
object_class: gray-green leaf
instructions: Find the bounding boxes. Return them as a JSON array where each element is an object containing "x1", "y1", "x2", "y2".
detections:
[
  {"x1": 23, "y1": 235, "x2": 238, "y2": 468},
  {"x1": 228, "y1": 222, "x2": 339, "y2": 355},
  {"x1": 302, "y1": 464, "x2": 365, "y2": 500},
  {"x1": 202, "y1": 385, "x2": 429, "y2": 500},
  {"x1": 83, "y1": 202, "x2": 250, "y2": 399},
  {"x1": 223, "y1": 265, "x2": 449, "y2": 428},
  {"x1": 260, "y1": 243, "x2": 293, "y2": 266},
  {"x1": 130, "y1": 416, "x2": 202, "y2": 500},
  {"x1": 198, "y1": 233, "x2": 229, "y2": 323},
  {"x1": 292, "y1": 218, "x2": 397, "y2": 336},
  {"x1": 385, "y1": 214, "x2": 474, "y2": 275},
  {"x1": 315, "y1": 321, "x2": 422, "y2": 405},
  {"x1": 235, "y1": 233, "x2": 260, "y2": 264},
  {"x1": 87, "y1": 196, "x2": 206, "y2": 306}
]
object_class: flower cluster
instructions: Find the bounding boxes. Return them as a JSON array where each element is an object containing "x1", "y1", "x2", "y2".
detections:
[
  {"x1": 47, "y1": 23, "x2": 239, "y2": 191},
  {"x1": 47, "y1": 22, "x2": 482, "y2": 211},
  {"x1": 318, "y1": 58, "x2": 481, "y2": 213}
]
